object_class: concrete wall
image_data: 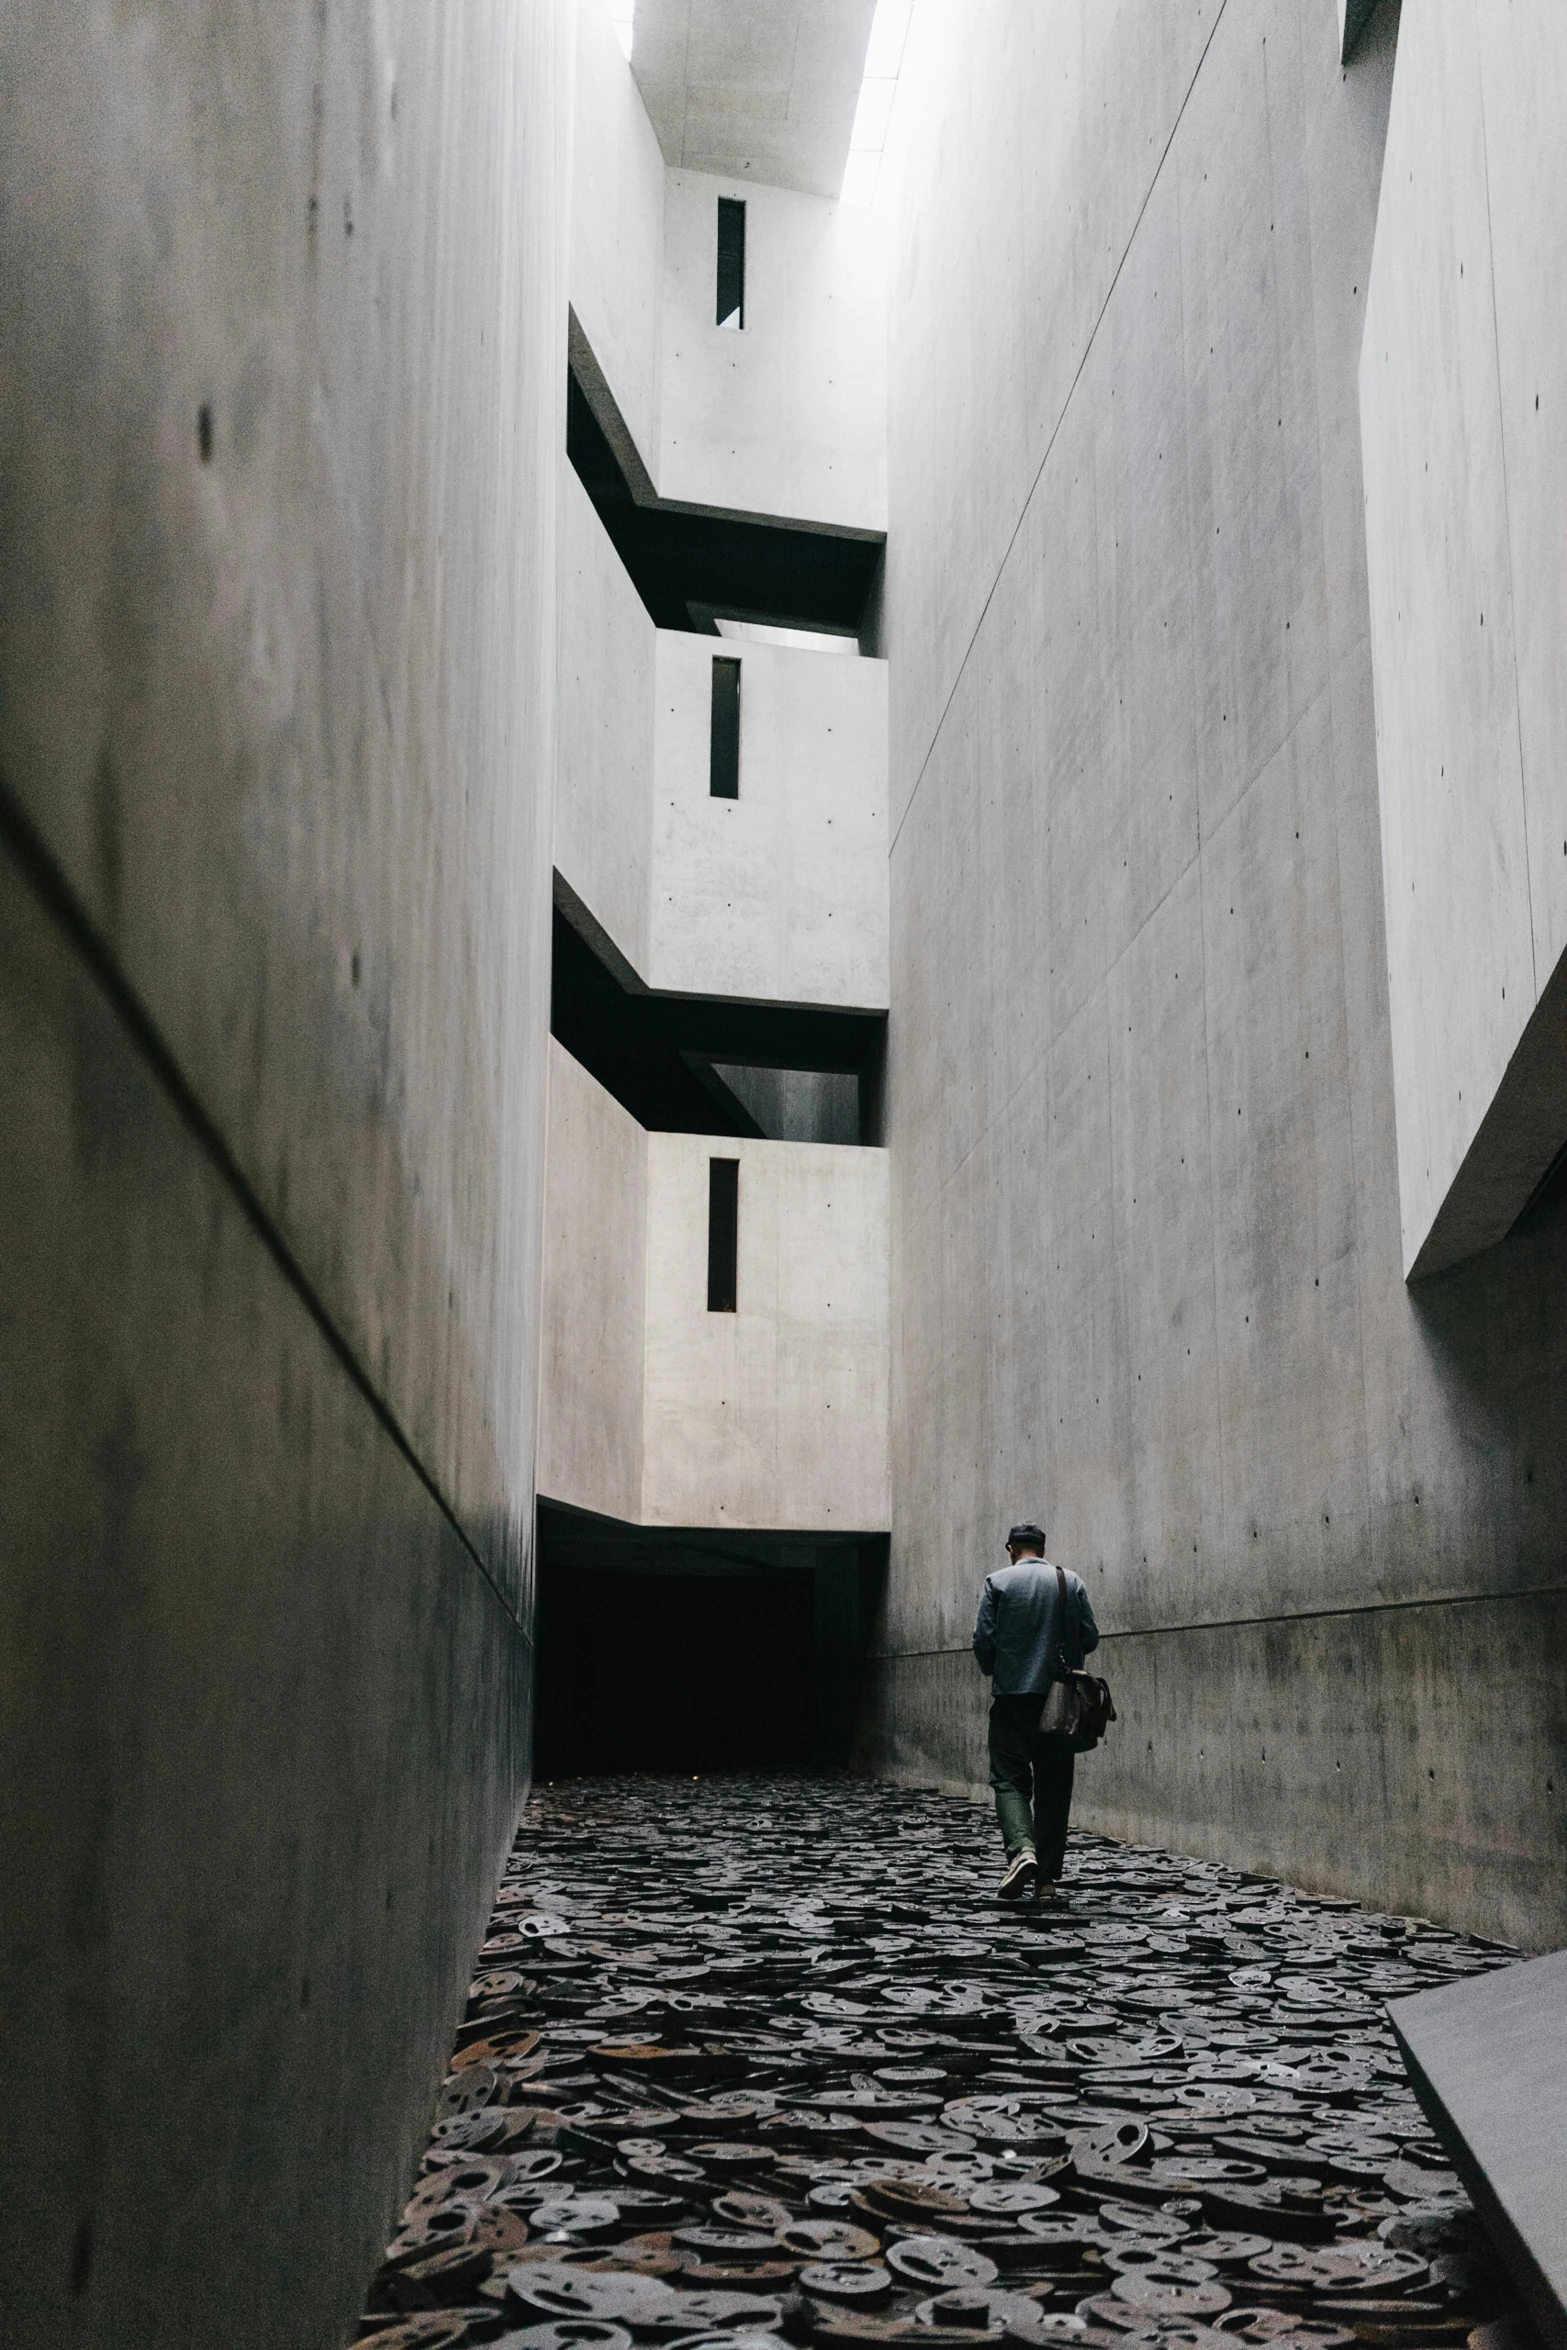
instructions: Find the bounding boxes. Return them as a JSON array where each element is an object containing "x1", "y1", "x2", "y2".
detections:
[
  {"x1": 553, "y1": 495, "x2": 889, "y2": 1007},
  {"x1": 538, "y1": 1040, "x2": 649, "y2": 1523},
  {"x1": 567, "y1": 22, "x2": 887, "y2": 533},
  {"x1": 659, "y1": 170, "x2": 887, "y2": 530},
  {"x1": 643, "y1": 1128, "x2": 891, "y2": 1530},
  {"x1": 649, "y1": 632, "x2": 889, "y2": 1006},
  {"x1": 1361, "y1": 0, "x2": 1567, "y2": 1276},
  {"x1": 868, "y1": 0, "x2": 1567, "y2": 1951},
  {"x1": 538, "y1": 1048, "x2": 891, "y2": 1532},
  {"x1": 557, "y1": 460, "x2": 657, "y2": 976},
  {"x1": 0, "y1": 3, "x2": 566, "y2": 2342},
  {"x1": 570, "y1": 0, "x2": 666, "y2": 474}
]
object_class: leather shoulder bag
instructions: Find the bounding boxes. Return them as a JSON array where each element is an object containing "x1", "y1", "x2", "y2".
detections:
[{"x1": 1036, "y1": 1563, "x2": 1117, "y2": 1751}]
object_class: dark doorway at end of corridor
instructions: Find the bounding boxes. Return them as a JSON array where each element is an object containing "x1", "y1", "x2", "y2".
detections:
[{"x1": 532, "y1": 1502, "x2": 886, "y2": 1777}]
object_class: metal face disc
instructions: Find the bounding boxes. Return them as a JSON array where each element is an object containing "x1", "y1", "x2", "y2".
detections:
[{"x1": 360, "y1": 1785, "x2": 1509, "y2": 2350}]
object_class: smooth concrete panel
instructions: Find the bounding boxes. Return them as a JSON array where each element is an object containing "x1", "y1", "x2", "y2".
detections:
[
  {"x1": 866, "y1": 1584, "x2": 1567, "y2": 1953},
  {"x1": 649, "y1": 632, "x2": 889, "y2": 1007},
  {"x1": 0, "y1": 847, "x2": 530, "y2": 2350},
  {"x1": 538, "y1": 1041, "x2": 649, "y2": 1526},
  {"x1": 659, "y1": 170, "x2": 887, "y2": 531},
  {"x1": 1390, "y1": 1951, "x2": 1567, "y2": 2350},
  {"x1": 631, "y1": 0, "x2": 877, "y2": 201},
  {"x1": 879, "y1": 0, "x2": 1219, "y2": 821},
  {"x1": 556, "y1": 464, "x2": 657, "y2": 977},
  {"x1": 1199, "y1": 704, "x2": 1370, "y2": 1596},
  {"x1": 1105, "y1": 864, "x2": 1225, "y2": 1632},
  {"x1": 1480, "y1": 0, "x2": 1567, "y2": 998},
  {"x1": 1180, "y1": 0, "x2": 1333, "y2": 848},
  {"x1": 1361, "y1": 0, "x2": 1567, "y2": 1273},
  {"x1": 641, "y1": 1134, "x2": 890, "y2": 1530},
  {"x1": 571, "y1": 0, "x2": 667, "y2": 478},
  {"x1": 875, "y1": 0, "x2": 1567, "y2": 1937},
  {"x1": 0, "y1": 0, "x2": 566, "y2": 1600}
]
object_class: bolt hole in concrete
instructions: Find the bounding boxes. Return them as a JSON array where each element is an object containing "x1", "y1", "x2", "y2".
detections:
[{"x1": 357, "y1": 1778, "x2": 1534, "y2": 2349}]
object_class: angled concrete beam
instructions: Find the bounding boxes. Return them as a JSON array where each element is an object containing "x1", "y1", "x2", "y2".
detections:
[{"x1": 1389, "y1": 1950, "x2": 1567, "y2": 2350}]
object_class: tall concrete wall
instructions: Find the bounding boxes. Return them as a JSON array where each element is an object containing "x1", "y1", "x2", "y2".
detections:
[
  {"x1": 659, "y1": 170, "x2": 887, "y2": 531},
  {"x1": 570, "y1": 0, "x2": 667, "y2": 477},
  {"x1": 649, "y1": 632, "x2": 889, "y2": 1007},
  {"x1": 642, "y1": 1127, "x2": 891, "y2": 1530},
  {"x1": 1360, "y1": 0, "x2": 1567, "y2": 1276},
  {"x1": 538, "y1": 1040, "x2": 649, "y2": 1523},
  {"x1": 0, "y1": 4, "x2": 566, "y2": 2343},
  {"x1": 538, "y1": 1044, "x2": 891, "y2": 1533},
  {"x1": 566, "y1": 18, "x2": 886, "y2": 531},
  {"x1": 555, "y1": 468, "x2": 889, "y2": 1008},
  {"x1": 557, "y1": 460, "x2": 658, "y2": 975},
  {"x1": 867, "y1": 0, "x2": 1567, "y2": 1950}
]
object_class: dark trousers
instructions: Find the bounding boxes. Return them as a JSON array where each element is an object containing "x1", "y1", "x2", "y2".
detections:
[{"x1": 988, "y1": 1695, "x2": 1076, "y2": 1878}]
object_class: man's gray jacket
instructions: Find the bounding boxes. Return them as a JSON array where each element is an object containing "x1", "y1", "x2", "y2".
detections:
[{"x1": 972, "y1": 1557, "x2": 1100, "y2": 1696}]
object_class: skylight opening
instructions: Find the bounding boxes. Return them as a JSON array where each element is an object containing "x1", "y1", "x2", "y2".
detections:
[
  {"x1": 842, "y1": 0, "x2": 912, "y2": 209},
  {"x1": 611, "y1": 0, "x2": 634, "y2": 62}
]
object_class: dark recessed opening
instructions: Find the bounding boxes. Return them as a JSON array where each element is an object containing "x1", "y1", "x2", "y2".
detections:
[
  {"x1": 717, "y1": 197, "x2": 746, "y2": 329},
  {"x1": 532, "y1": 1507, "x2": 888, "y2": 1774},
  {"x1": 566, "y1": 368, "x2": 883, "y2": 635},
  {"x1": 710, "y1": 656, "x2": 742, "y2": 798},
  {"x1": 708, "y1": 1156, "x2": 739, "y2": 1312},
  {"x1": 538, "y1": 1566, "x2": 809, "y2": 1772}
]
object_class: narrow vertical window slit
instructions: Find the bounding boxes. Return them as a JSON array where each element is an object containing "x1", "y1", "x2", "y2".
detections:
[
  {"x1": 710, "y1": 656, "x2": 741, "y2": 798},
  {"x1": 717, "y1": 197, "x2": 746, "y2": 329},
  {"x1": 708, "y1": 1158, "x2": 739, "y2": 1312}
]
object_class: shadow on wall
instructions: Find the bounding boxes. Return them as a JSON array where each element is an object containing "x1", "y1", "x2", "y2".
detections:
[{"x1": 1405, "y1": 1188, "x2": 1567, "y2": 1571}]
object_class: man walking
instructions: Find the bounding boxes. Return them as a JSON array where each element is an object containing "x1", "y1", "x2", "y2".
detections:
[{"x1": 972, "y1": 1520, "x2": 1100, "y2": 1902}]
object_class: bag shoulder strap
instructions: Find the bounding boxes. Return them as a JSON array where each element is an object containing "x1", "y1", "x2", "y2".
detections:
[{"x1": 1053, "y1": 1561, "x2": 1075, "y2": 1674}]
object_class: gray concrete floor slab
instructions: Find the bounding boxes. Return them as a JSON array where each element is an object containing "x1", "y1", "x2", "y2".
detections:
[{"x1": 1390, "y1": 1949, "x2": 1567, "y2": 2350}]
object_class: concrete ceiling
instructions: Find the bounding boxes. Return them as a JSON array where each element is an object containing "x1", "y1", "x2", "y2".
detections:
[{"x1": 631, "y1": 0, "x2": 877, "y2": 199}]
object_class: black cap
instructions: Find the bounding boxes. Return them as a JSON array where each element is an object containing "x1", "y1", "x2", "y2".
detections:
[{"x1": 1006, "y1": 1521, "x2": 1046, "y2": 1548}]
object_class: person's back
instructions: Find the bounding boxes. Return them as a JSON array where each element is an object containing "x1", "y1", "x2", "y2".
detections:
[
  {"x1": 973, "y1": 1555, "x2": 1094, "y2": 1696},
  {"x1": 972, "y1": 1519, "x2": 1100, "y2": 1904}
]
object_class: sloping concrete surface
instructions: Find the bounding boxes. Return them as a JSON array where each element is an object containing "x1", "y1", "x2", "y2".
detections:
[
  {"x1": 632, "y1": 0, "x2": 876, "y2": 197},
  {"x1": 1390, "y1": 1948, "x2": 1567, "y2": 2350}
]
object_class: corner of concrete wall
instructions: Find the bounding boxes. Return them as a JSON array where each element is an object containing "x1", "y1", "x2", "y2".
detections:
[{"x1": 1361, "y1": 0, "x2": 1567, "y2": 1275}]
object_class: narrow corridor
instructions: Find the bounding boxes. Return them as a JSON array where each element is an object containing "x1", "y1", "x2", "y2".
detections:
[{"x1": 359, "y1": 1778, "x2": 1523, "y2": 2349}]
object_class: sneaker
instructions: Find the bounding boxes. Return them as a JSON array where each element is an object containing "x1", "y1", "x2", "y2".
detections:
[
  {"x1": 1034, "y1": 1877, "x2": 1059, "y2": 1905},
  {"x1": 999, "y1": 1849, "x2": 1039, "y2": 1902}
]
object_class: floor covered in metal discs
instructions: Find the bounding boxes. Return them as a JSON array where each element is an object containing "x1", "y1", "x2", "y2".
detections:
[{"x1": 357, "y1": 1776, "x2": 1533, "y2": 2350}]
